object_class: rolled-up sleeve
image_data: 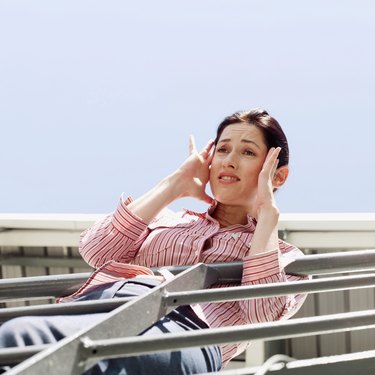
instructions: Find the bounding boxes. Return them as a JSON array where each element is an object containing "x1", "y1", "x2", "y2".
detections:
[
  {"x1": 79, "y1": 196, "x2": 149, "y2": 268},
  {"x1": 239, "y1": 244, "x2": 308, "y2": 324},
  {"x1": 242, "y1": 249, "x2": 281, "y2": 282}
]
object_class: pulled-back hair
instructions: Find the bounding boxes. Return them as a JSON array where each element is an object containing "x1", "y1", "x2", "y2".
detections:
[{"x1": 214, "y1": 108, "x2": 289, "y2": 167}]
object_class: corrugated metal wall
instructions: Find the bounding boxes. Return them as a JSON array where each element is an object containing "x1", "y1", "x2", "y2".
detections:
[
  {"x1": 0, "y1": 246, "x2": 91, "y2": 308},
  {"x1": 286, "y1": 249, "x2": 375, "y2": 359}
]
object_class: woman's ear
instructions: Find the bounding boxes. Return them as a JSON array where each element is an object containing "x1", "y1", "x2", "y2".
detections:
[{"x1": 273, "y1": 165, "x2": 289, "y2": 188}]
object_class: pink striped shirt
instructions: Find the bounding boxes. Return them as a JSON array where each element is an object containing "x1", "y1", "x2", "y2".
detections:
[{"x1": 64, "y1": 196, "x2": 308, "y2": 367}]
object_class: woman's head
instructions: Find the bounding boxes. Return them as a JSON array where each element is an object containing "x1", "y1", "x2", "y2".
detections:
[
  {"x1": 210, "y1": 108, "x2": 289, "y2": 210},
  {"x1": 214, "y1": 108, "x2": 289, "y2": 168}
]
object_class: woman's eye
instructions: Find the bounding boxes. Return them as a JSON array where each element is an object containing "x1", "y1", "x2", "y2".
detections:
[
  {"x1": 216, "y1": 147, "x2": 227, "y2": 153},
  {"x1": 244, "y1": 149, "x2": 255, "y2": 156}
]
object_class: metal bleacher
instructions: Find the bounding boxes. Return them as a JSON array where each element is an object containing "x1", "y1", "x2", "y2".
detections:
[{"x1": 1, "y1": 213, "x2": 375, "y2": 374}]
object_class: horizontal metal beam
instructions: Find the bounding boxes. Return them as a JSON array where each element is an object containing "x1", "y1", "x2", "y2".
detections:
[
  {"x1": 285, "y1": 249, "x2": 375, "y2": 275},
  {"x1": 198, "y1": 350, "x2": 375, "y2": 375},
  {"x1": 0, "y1": 345, "x2": 49, "y2": 366},
  {"x1": 0, "y1": 229, "x2": 81, "y2": 247},
  {"x1": 0, "y1": 297, "x2": 133, "y2": 324},
  {"x1": 0, "y1": 273, "x2": 90, "y2": 300},
  {"x1": 3, "y1": 229, "x2": 374, "y2": 249},
  {"x1": 82, "y1": 309, "x2": 375, "y2": 360},
  {"x1": 164, "y1": 272, "x2": 375, "y2": 306},
  {"x1": 0, "y1": 256, "x2": 88, "y2": 269},
  {"x1": 2, "y1": 249, "x2": 375, "y2": 300},
  {"x1": 0, "y1": 213, "x2": 103, "y2": 231},
  {"x1": 2, "y1": 212, "x2": 375, "y2": 232},
  {"x1": 3, "y1": 309, "x2": 375, "y2": 366},
  {"x1": 2, "y1": 213, "x2": 375, "y2": 248},
  {"x1": 285, "y1": 231, "x2": 375, "y2": 250},
  {"x1": 162, "y1": 249, "x2": 375, "y2": 278},
  {"x1": 2, "y1": 273, "x2": 375, "y2": 323}
]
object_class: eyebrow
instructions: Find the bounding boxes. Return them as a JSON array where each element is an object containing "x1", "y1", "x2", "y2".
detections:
[{"x1": 218, "y1": 138, "x2": 261, "y2": 150}]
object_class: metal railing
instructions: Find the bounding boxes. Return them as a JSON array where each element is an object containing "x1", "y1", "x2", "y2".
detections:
[
  {"x1": 1, "y1": 250, "x2": 375, "y2": 374},
  {"x1": 2, "y1": 248, "x2": 375, "y2": 302},
  {"x1": 2, "y1": 213, "x2": 375, "y2": 373}
]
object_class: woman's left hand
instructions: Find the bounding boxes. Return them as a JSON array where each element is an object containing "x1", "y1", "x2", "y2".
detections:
[
  {"x1": 247, "y1": 147, "x2": 282, "y2": 255},
  {"x1": 253, "y1": 147, "x2": 281, "y2": 219}
]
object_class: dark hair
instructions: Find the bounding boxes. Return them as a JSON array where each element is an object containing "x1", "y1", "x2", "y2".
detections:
[{"x1": 214, "y1": 108, "x2": 289, "y2": 167}]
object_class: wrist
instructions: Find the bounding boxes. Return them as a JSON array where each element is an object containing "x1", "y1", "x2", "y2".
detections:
[
  {"x1": 161, "y1": 171, "x2": 186, "y2": 202},
  {"x1": 257, "y1": 205, "x2": 279, "y2": 223}
]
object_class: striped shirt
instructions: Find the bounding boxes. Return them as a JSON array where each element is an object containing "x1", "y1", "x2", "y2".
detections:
[{"x1": 63, "y1": 196, "x2": 308, "y2": 367}]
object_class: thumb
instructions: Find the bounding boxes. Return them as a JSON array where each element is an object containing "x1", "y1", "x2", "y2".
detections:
[
  {"x1": 189, "y1": 135, "x2": 197, "y2": 155},
  {"x1": 200, "y1": 193, "x2": 215, "y2": 206}
]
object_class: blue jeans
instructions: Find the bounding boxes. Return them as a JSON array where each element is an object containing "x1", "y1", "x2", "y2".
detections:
[{"x1": 0, "y1": 279, "x2": 222, "y2": 374}]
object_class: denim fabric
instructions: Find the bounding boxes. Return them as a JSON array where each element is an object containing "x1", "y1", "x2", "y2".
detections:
[{"x1": 0, "y1": 279, "x2": 222, "y2": 374}]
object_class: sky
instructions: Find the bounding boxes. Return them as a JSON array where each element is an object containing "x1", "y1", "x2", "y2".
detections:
[{"x1": 1, "y1": 0, "x2": 374, "y2": 214}]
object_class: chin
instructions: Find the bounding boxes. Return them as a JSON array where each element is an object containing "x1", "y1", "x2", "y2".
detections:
[{"x1": 215, "y1": 195, "x2": 241, "y2": 206}]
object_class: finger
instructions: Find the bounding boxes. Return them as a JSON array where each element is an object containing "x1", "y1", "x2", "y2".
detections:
[
  {"x1": 271, "y1": 157, "x2": 280, "y2": 178},
  {"x1": 200, "y1": 139, "x2": 214, "y2": 159},
  {"x1": 259, "y1": 148, "x2": 280, "y2": 184},
  {"x1": 207, "y1": 149, "x2": 214, "y2": 165},
  {"x1": 267, "y1": 147, "x2": 281, "y2": 162},
  {"x1": 274, "y1": 146, "x2": 281, "y2": 158},
  {"x1": 271, "y1": 147, "x2": 281, "y2": 174},
  {"x1": 200, "y1": 192, "x2": 215, "y2": 206},
  {"x1": 189, "y1": 135, "x2": 197, "y2": 155},
  {"x1": 264, "y1": 147, "x2": 281, "y2": 172}
]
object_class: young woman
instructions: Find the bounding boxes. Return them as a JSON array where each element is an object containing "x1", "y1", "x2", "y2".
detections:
[{"x1": 0, "y1": 108, "x2": 307, "y2": 374}]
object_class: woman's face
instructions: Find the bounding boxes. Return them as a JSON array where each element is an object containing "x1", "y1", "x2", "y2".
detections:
[{"x1": 210, "y1": 123, "x2": 269, "y2": 209}]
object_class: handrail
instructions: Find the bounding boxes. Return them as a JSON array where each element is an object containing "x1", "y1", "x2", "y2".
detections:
[
  {"x1": 2, "y1": 273, "x2": 375, "y2": 324},
  {"x1": 198, "y1": 350, "x2": 375, "y2": 375},
  {"x1": 165, "y1": 272, "x2": 375, "y2": 305},
  {"x1": 2, "y1": 249, "x2": 375, "y2": 300},
  {"x1": 2, "y1": 250, "x2": 375, "y2": 373},
  {"x1": 81, "y1": 309, "x2": 375, "y2": 360},
  {"x1": 2, "y1": 215, "x2": 375, "y2": 374},
  {"x1": 2, "y1": 308, "x2": 375, "y2": 368},
  {"x1": 0, "y1": 297, "x2": 133, "y2": 324}
]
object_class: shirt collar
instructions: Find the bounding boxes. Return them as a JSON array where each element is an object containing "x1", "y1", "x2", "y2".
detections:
[{"x1": 185, "y1": 200, "x2": 257, "y2": 231}]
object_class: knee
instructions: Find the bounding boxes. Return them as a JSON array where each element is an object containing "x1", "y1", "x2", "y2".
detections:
[
  {"x1": 0, "y1": 316, "x2": 53, "y2": 347},
  {"x1": 0, "y1": 317, "x2": 31, "y2": 347}
]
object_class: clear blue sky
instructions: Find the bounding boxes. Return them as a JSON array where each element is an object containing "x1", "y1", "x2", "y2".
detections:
[{"x1": 1, "y1": 0, "x2": 374, "y2": 214}]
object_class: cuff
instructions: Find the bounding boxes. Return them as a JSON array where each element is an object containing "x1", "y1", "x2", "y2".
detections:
[
  {"x1": 112, "y1": 195, "x2": 149, "y2": 240},
  {"x1": 242, "y1": 249, "x2": 281, "y2": 283}
]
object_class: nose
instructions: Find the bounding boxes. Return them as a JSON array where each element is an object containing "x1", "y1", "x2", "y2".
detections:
[{"x1": 222, "y1": 152, "x2": 237, "y2": 169}]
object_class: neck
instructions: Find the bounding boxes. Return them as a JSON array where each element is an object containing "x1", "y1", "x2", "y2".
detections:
[{"x1": 211, "y1": 203, "x2": 249, "y2": 227}]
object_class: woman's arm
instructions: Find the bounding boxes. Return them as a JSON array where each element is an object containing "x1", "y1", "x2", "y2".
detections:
[
  {"x1": 80, "y1": 136, "x2": 214, "y2": 267},
  {"x1": 238, "y1": 147, "x2": 308, "y2": 322},
  {"x1": 127, "y1": 136, "x2": 214, "y2": 222},
  {"x1": 239, "y1": 242, "x2": 308, "y2": 323}
]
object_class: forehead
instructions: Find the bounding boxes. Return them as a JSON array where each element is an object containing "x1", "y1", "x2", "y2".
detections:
[{"x1": 218, "y1": 123, "x2": 266, "y2": 145}]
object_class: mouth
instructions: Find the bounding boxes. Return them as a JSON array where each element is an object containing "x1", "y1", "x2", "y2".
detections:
[{"x1": 218, "y1": 174, "x2": 240, "y2": 182}]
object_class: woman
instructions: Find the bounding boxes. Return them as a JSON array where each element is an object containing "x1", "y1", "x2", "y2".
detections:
[{"x1": 0, "y1": 108, "x2": 307, "y2": 374}]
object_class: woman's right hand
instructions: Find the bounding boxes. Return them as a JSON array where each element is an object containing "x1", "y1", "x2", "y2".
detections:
[
  {"x1": 172, "y1": 135, "x2": 215, "y2": 205},
  {"x1": 127, "y1": 136, "x2": 214, "y2": 223}
]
